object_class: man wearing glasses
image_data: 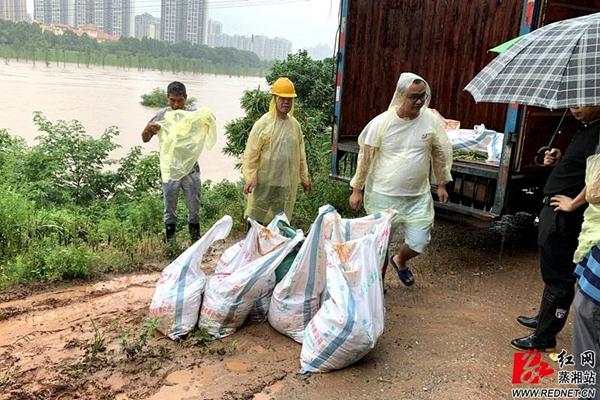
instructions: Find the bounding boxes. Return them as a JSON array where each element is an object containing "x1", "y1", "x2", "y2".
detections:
[{"x1": 349, "y1": 72, "x2": 453, "y2": 289}]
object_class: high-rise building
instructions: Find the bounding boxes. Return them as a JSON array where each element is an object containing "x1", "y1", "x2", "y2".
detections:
[
  {"x1": 135, "y1": 13, "x2": 160, "y2": 40},
  {"x1": 34, "y1": 0, "x2": 73, "y2": 25},
  {"x1": 148, "y1": 22, "x2": 158, "y2": 39},
  {"x1": 271, "y1": 36, "x2": 292, "y2": 61},
  {"x1": 34, "y1": 0, "x2": 132, "y2": 37},
  {"x1": 94, "y1": 0, "x2": 132, "y2": 37},
  {"x1": 161, "y1": 0, "x2": 207, "y2": 45},
  {"x1": 33, "y1": 0, "x2": 48, "y2": 24},
  {"x1": 74, "y1": 0, "x2": 94, "y2": 27},
  {"x1": 206, "y1": 19, "x2": 222, "y2": 47},
  {"x1": 0, "y1": 0, "x2": 27, "y2": 22},
  {"x1": 185, "y1": 0, "x2": 206, "y2": 45}
]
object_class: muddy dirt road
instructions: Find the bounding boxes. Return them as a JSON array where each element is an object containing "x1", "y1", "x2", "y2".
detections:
[{"x1": 0, "y1": 221, "x2": 571, "y2": 400}]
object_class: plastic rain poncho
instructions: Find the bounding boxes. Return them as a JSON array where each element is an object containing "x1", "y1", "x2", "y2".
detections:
[
  {"x1": 242, "y1": 97, "x2": 309, "y2": 223},
  {"x1": 350, "y1": 72, "x2": 453, "y2": 226},
  {"x1": 157, "y1": 108, "x2": 217, "y2": 182},
  {"x1": 574, "y1": 153, "x2": 600, "y2": 262}
]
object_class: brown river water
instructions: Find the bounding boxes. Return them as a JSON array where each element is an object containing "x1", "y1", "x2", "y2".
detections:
[{"x1": 0, "y1": 61, "x2": 265, "y2": 182}]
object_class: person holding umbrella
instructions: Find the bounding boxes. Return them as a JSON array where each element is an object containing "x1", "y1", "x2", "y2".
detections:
[
  {"x1": 465, "y1": 12, "x2": 600, "y2": 351},
  {"x1": 512, "y1": 105, "x2": 600, "y2": 351}
]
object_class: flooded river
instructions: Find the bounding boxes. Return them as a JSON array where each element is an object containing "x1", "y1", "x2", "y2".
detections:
[{"x1": 0, "y1": 61, "x2": 265, "y2": 181}]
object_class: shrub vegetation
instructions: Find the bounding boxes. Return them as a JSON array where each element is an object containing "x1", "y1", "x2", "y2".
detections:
[{"x1": 0, "y1": 50, "x2": 359, "y2": 289}]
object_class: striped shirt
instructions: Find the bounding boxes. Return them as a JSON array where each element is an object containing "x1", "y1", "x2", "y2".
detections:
[{"x1": 575, "y1": 245, "x2": 600, "y2": 304}]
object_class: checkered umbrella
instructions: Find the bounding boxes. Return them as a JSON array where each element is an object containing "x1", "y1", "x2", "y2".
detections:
[{"x1": 465, "y1": 12, "x2": 600, "y2": 109}]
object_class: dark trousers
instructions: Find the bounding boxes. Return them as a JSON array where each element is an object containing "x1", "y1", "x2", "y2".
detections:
[
  {"x1": 538, "y1": 205, "x2": 584, "y2": 298},
  {"x1": 535, "y1": 204, "x2": 585, "y2": 337}
]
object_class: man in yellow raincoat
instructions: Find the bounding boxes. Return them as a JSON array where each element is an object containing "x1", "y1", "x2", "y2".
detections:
[
  {"x1": 348, "y1": 72, "x2": 452, "y2": 288},
  {"x1": 141, "y1": 81, "x2": 216, "y2": 242},
  {"x1": 242, "y1": 77, "x2": 311, "y2": 224}
]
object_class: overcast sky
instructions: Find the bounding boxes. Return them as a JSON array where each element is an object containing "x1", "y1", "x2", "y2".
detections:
[{"x1": 25, "y1": 0, "x2": 340, "y2": 50}]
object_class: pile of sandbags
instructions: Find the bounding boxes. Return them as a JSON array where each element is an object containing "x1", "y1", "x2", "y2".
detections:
[{"x1": 149, "y1": 206, "x2": 395, "y2": 373}]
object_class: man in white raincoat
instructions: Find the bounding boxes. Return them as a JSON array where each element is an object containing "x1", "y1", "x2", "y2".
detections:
[
  {"x1": 242, "y1": 77, "x2": 311, "y2": 224},
  {"x1": 349, "y1": 72, "x2": 452, "y2": 287},
  {"x1": 141, "y1": 81, "x2": 216, "y2": 242}
]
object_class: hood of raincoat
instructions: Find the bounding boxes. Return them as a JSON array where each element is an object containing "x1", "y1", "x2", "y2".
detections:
[{"x1": 388, "y1": 72, "x2": 432, "y2": 112}]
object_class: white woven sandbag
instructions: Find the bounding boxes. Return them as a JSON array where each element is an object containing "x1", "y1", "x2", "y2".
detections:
[
  {"x1": 300, "y1": 234, "x2": 386, "y2": 372},
  {"x1": 149, "y1": 215, "x2": 233, "y2": 339}
]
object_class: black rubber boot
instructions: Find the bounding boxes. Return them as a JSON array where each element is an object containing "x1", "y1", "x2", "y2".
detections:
[
  {"x1": 511, "y1": 333, "x2": 557, "y2": 352},
  {"x1": 511, "y1": 289, "x2": 572, "y2": 351},
  {"x1": 165, "y1": 223, "x2": 176, "y2": 242},
  {"x1": 516, "y1": 314, "x2": 538, "y2": 330},
  {"x1": 535, "y1": 290, "x2": 573, "y2": 338},
  {"x1": 516, "y1": 286, "x2": 552, "y2": 330},
  {"x1": 188, "y1": 223, "x2": 200, "y2": 242}
]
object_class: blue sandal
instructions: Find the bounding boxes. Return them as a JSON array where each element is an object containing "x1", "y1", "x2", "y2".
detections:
[{"x1": 389, "y1": 255, "x2": 415, "y2": 287}]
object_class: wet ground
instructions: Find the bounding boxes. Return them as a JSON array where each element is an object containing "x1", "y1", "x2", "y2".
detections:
[{"x1": 0, "y1": 219, "x2": 572, "y2": 400}]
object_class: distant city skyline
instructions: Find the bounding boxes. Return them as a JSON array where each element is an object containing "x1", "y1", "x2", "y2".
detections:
[
  {"x1": 207, "y1": 19, "x2": 292, "y2": 61},
  {"x1": 31, "y1": 0, "x2": 134, "y2": 37},
  {"x1": 23, "y1": 0, "x2": 339, "y2": 50}
]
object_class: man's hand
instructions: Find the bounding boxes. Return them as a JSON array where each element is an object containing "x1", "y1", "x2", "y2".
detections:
[
  {"x1": 142, "y1": 122, "x2": 160, "y2": 143},
  {"x1": 550, "y1": 195, "x2": 577, "y2": 212},
  {"x1": 244, "y1": 179, "x2": 256, "y2": 194},
  {"x1": 301, "y1": 180, "x2": 311, "y2": 193},
  {"x1": 349, "y1": 188, "x2": 363, "y2": 210},
  {"x1": 437, "y1": 184, "x2": 449, "y2": 204},
  {"x1": 544, "y1": 148, "x2": 562, "y2": 167}
]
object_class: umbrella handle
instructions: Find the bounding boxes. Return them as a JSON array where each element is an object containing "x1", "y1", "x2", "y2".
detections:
[
  {"x1": 534, "y1": 146, "x2": 551, "y2": 166},
  {"x1": 533, "y1": 109, "x2": 569, "y2": 166}
]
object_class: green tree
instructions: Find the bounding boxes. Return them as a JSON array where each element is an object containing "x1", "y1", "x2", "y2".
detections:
[
  {"x1": 0, "y1": 129, "x2": 27, "y2": 187},
  {"x1": 0, "y1": 120, "x2": 166, "y2": 288},
  {"x1": 114, "y1": 147, "x2": 161, "y2": 199},
  {"x1": 267, "y1": 50, "x2": 336, "y2": 113},
  {"x1": 222, "y1": 88, "x2": 271, "y2": 164},
  {"x1": 25, "y1": 112, "x2": 120, "y2": 206}
]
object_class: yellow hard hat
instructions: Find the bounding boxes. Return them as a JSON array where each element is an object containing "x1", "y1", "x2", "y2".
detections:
[{"x1": 270, "y1": 77, "x2": 297, "y2": 98}]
